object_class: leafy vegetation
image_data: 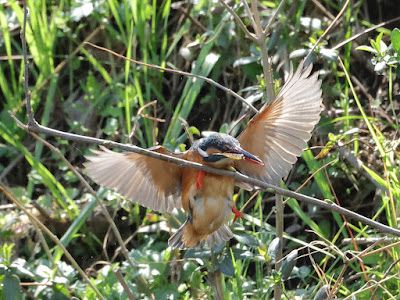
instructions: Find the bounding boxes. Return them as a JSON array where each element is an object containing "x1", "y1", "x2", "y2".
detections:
[{"x1": 0, "y1": 0, "x2": 399, "y2": 299}]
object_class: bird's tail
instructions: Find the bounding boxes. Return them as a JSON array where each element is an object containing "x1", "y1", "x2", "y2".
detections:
[
  {"x1": 206, "y1": 224, "x2": 233, "y2": 248},
  {"x1": 168, "y1": 219, "x2": 202, "y2": 249},
  {"x1": 168, "y1": 219, "x2": 188, "y2": 249},
  {"x1": 168, "y1": 219, "x2": 233, "y2": 249}
]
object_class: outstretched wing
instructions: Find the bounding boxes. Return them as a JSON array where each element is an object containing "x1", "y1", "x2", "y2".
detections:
[
  {"x1": 84, "y1": 146, "x2": 183, "y2": 213},
  {"x1": 235, "y1": 60, "x2": 323, "y2": 185}
]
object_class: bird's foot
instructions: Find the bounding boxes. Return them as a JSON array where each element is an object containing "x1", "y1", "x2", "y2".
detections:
[
  {"x1": 232, "y1": 207, "x2": 243, "y2": 222},
  {"x1": 196, "y1": 170, "x2": 205, "y2": 189}
]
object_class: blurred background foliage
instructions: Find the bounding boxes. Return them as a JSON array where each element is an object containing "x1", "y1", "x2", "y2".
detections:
[{"x1": 0, "y1": 0, "x2": 399, "y2": 299}]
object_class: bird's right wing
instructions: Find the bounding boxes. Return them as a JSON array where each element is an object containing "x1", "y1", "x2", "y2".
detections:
[
  {"x1": 84, "y1": 146, "x2": 184, "y2": 213},
  {"x1": 235, "y1": 60, "x2": 323, "y2": 185}
]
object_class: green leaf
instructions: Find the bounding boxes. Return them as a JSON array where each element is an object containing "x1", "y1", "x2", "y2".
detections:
[
  {"x1": 3, "y1": 274, "x2": 21, "y2": 300},
  {"x1": 233, "y1": 56, "x2": 259, "y2": 67},
  {"x1": 184, "y1": 248, "x2": 211, "y2": 259},
  {"x1": 267, "y1": 237, "x2": 281, "y2": 263},
  {"x1": 313, "y1": 285, "x2": 329, "y2": 300},
  {"x1": 10, "y1": 262, "x2": 35, "y2": 279},
  {"x1": 355, "y1": 45, "x2": 377, "y2": 53},
  {"x1": 319, "y1": 48, "x2": 338, "y2": 61},
  {"x1": 328, "y1": 133, "x2": 336, "y2": 141},
  {"x1": 189, "y1": 126, "x2": 200, "y2": 137},
  {"x1": 375, "y1": 31, "x2": 384, "y2": 53},
  {"x1": 370, "y1": 39, "x2": 377, "y2": 51},
  {"x1": 217, "y1": 255, "x2": 235, "y2": 277},
  {"x1": 103, "y1": 117, "x2": 119, "y2": 136},
  {"x1": 233, "y1": 232, "x2": 258, "y2": 246},
  {"x1": 391, "y1": 28, "x2": 400, "y2": 54},
  {"x1": 280, "y1": 250, "x2": 298, "y2": 280},
  {"x1": 0, "y1": 243, "x2": 14, "y2": 267}
]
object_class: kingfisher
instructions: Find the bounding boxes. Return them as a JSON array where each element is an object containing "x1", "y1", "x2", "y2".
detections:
[{"x1": 84, "y1": 60, "x2": 323, "y2": 249}]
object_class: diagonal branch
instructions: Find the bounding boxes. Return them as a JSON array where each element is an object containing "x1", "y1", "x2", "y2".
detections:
[
  {"x1": 304, "y1": 0, "x2": 350, "y2": 65},
  {"x1": 10, "y1": 113, "x2": 400, "y2": 238}
]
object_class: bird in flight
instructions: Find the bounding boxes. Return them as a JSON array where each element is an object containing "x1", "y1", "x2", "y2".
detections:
[{"x1": 84, "y1": 60, "x2": 323, "y2": 249}]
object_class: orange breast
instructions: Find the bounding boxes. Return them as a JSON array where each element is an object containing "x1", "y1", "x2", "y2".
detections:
[{"x1": 181, "y1": 166, "x2": 235, "y2": 242}]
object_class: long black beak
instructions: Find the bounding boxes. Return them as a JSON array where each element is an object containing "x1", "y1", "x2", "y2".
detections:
[{"x1": 221, "y1": 148, "x2": 264, "y2": 165}]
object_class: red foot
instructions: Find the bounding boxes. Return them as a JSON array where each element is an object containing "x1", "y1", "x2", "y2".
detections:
[
  {"x1": 196, "y1": 170, "x2": 205, "y2": 190},
  {"x1": 232, "y1": 207, "x2": 243, "y2": 222}
]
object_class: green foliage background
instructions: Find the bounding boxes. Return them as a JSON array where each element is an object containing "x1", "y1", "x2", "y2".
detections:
[{"x1": 0, "y1": 0, "x2": 399, "y2": 299}]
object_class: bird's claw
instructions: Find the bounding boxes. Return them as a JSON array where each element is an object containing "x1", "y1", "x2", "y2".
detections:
[{"x1": 232, "y1": 207, "x2": 243, "y2": 222}]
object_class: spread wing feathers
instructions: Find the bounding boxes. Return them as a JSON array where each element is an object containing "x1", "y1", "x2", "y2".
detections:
[
  {"x1": 84, "y1": 146, "x2": 183, "y2": 213},
  {"x1": 235, "y1": 60, "x2": 323, "y2": 185}
]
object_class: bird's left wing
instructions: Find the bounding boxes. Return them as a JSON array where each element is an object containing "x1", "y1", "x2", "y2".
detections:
[
  {"x1": 84, "y1": 146, "x2": 183, "y2": 213},
  {"x1": 235, "y1": 60, "x2": 323, "y2": 185}
]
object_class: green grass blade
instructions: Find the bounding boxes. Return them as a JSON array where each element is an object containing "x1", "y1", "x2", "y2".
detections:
[
  {"x1": 164, "y1": 43, "x2": 220, "y2": 144},
  {"x1": 303, "y1": 149, "x2": 347, "y2": 238}
]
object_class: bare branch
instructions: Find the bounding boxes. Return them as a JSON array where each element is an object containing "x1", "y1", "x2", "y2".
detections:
[
  {"x1": 218, "y1": 0, "x2": 258, "y2": 43},
  {"x1": 263, "y1": 0, "x2": 286, "y2": 34},
  {"x1": 332, "y1": 15, "x2": 400, "y2": 51},
  {"x1": 10, "y1": 113, "x2": 400, "y2": 238}
]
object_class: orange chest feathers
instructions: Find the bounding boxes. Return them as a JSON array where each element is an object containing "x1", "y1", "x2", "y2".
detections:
[
  {"x1": 181, "y1": 167, "x2": 235, "y2": 224},
  {"x1": 181, "y1": 169, "x2": 235, "y2": 206}
]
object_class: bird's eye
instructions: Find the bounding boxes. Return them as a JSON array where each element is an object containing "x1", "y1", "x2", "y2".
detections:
[{"x1": 202, "y1": 153, "x2": 226, "y2": 163}]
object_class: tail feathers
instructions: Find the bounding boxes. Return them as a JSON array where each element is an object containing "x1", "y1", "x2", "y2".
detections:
[
  {"x1": 206, "y1": 224, "x2": 233, "y2": 248},
  {"x1": 169, "y1": 219, "x2": 205, "y2": 249},
  {"x1": 168, "y1": 220, "x2": 188, "y2": 250},
  {"x1": 168, "y1": 220, "x2": 233, "y2": 249}
]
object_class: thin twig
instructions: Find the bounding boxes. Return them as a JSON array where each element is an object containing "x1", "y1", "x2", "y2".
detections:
[
  {"x1": 249, "y1": 0, "x2": 275, "y2": 103},
  {"x1": 293, "y1": 159, "x2": 337, "y2": 194},
  {"x1": 113, "y1": 267, "x2": 136, "y2": 300},
  {"x1": 310, "y1": 0, "x2": 335, "y2": 21},
  {"x1": 263, "y1": 0, "x2": 286, "y2": 34},
  {"x1": 241, "y1": 0, "x2": 257, "y2": 31},
  {"x1": 178, "y1": 116, "x2": 195, "y2": 145},
  {"x1": 333, "y1": 15, "x2": 400, "y2": 51},
  {"x1": 218, "y1": 0, "x2": 258, "y2": 43},
  {"x1": 129, "y1": 100, "x2": 164, "y2": 144},
  {"x1": 371, "y1": 257, "x2": 400, "y2": 299},
  {"x1": 18, "y1": 1, "x2": 104, "y2": 298},
  {"x1": 304, "y1": 0, "x2": 350, "y2": 65},
  {"x1": 341, "y1": 237, "x2": 399, "y2": 245},
  {"x1": 244, "y1": 3, "x2": 281, "y2": 299}
]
